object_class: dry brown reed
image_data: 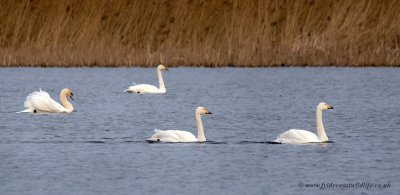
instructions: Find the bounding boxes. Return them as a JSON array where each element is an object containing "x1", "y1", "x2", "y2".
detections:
[{"x1": 0, "y1": 0, "x2": 399, "y2": 67}]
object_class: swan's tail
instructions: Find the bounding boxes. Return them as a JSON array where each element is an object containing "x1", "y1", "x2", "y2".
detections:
[
  {"x1": 18, "y1": 89, "x2": 39, "y2": 113},
  {"x1": 124, "y1": 83, "x2": 137, "y2": 93},
  {"x1": 146, "y1": 129, "x2": 163, "y2": 143},
  {"x1": 16, "y1": 109, "x2": 33, "y2": 113},
  {"x1": 124, "y1": 88, "x2": 132, "y2": 93}
]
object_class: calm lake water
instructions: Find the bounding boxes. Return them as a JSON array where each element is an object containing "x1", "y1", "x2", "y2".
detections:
[{"x1": 0, "y1": 68, "x2": 399, "y2": 194}]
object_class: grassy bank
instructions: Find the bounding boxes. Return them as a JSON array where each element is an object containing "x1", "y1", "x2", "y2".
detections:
[{"x1": 0, "y1": 0, "x2": 399, "y2": 67}]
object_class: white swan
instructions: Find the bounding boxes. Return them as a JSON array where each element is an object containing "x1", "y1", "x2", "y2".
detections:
[
  {"x1": 20, "y1": 88, "x2": 74, "y2": 113},
  {"x1": 147, "y1": 107, "x2": 212, "y2": 142},
  {"x1": 274, "y1": 102, "x2": 334, "y2": 144},
  {"x1": 125, "y1": 64, "x2": 168, "y2": 94}
]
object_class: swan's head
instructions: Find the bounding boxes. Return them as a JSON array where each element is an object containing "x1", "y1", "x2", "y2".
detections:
[
  {"x1": 318, "y1": 102, "x2": 333, "y2": 111},
  {"x1": 62, "y1": 88, "x2": 74, "y2": 100},
  {"x1": 157, "y1": 64, "x2": 168, "y2": 71},
  {"x1": 196, "y1": 107, "x2": 212, "y2": 115}
]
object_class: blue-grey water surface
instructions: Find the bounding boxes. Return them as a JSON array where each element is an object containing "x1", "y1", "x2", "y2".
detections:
[{"x1": 0, "y1": 68, "x2": 399, "y2": 194}]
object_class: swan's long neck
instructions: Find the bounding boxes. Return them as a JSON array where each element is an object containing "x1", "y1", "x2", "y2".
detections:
[
  {"x1": 196, "y1": 112, "x2": 206, "y2": 142},
  {"x1": 60, "y1": 92, "x2": 73, "y2": 113},
  {"x1": 157, "y1": 69, "x2": 166, "y2": 92},
  {"x1": 316, "y1": 109, "x2": 328, "y2": 142}
]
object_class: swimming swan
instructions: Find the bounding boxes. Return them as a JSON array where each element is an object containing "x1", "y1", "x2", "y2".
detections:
[
  {"x1": 274, "y1": 102, "x2": 334, "y2": 144},
  {"x1": 147, "y1": 107, "x2": 212, "y2": 142},
  {"x1": 20, "y1": 88, "x2": 74, "y2": 113},
  {"x1": 125, "y1": 64, "x2": 168, "y2": 94}
]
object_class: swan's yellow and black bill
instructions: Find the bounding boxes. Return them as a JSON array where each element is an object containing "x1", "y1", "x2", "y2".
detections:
[
  {"x1": 327, "y1": 105, "x2": 334, "y2": 109},
  {"x1": 206, "y1": 111, "x2": 212, "y2": 115}
]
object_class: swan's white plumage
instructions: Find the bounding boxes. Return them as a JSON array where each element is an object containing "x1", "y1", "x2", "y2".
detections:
[
  {"x1": 274, "y1": 129, "x2": 321, "y2": 144},
  {"x1": 20, "y1": 88, "x2": 74, "y2": 113},
  {"x1": 125, "y1": 64, "x2": 168, "y2": 94},
  {"x1": 147, "y1": 129, "x2": 198, "y2": 142},
  {"x1": 274, "y1": 102, "x2": 334, "y2": 144},
  {"x1": 147, "y1": 107, "x2": 212, "y2": 143},
  {"x1": 125, "y1": 84, "x2": 160, "y2": 94},
  {"x1": 22, "y1": 90, "x2": 66, "y2": 113}
]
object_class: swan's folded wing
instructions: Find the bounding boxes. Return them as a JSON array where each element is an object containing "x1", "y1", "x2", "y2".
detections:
[
  {"x1": 25, "y1": 90, "x2": 66, "y2": 112},
  {"x1": 170, "y1": 130, "x2": 198, "y2": 142},
  {"x1": 148, "y1": 130, "x2": 197, "y2": 142},
  {"x1": 126, "y1": 84, "x2": 159, "y2": 93},
  {"x1": 275, "y1": 129, "x2": 320, "y2": 144},
  {"x1": 148, "y1": 130, "x2": 181, "y2": 142}
]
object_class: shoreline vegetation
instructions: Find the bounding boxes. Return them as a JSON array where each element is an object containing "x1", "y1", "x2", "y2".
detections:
[{"x1": 0, "y1": 0, "x2": 399, "y2": 67}]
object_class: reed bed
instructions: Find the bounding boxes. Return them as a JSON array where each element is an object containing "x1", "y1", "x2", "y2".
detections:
[{"x1": 0, "y1": 0, "x2": 399, "y2": 67}]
